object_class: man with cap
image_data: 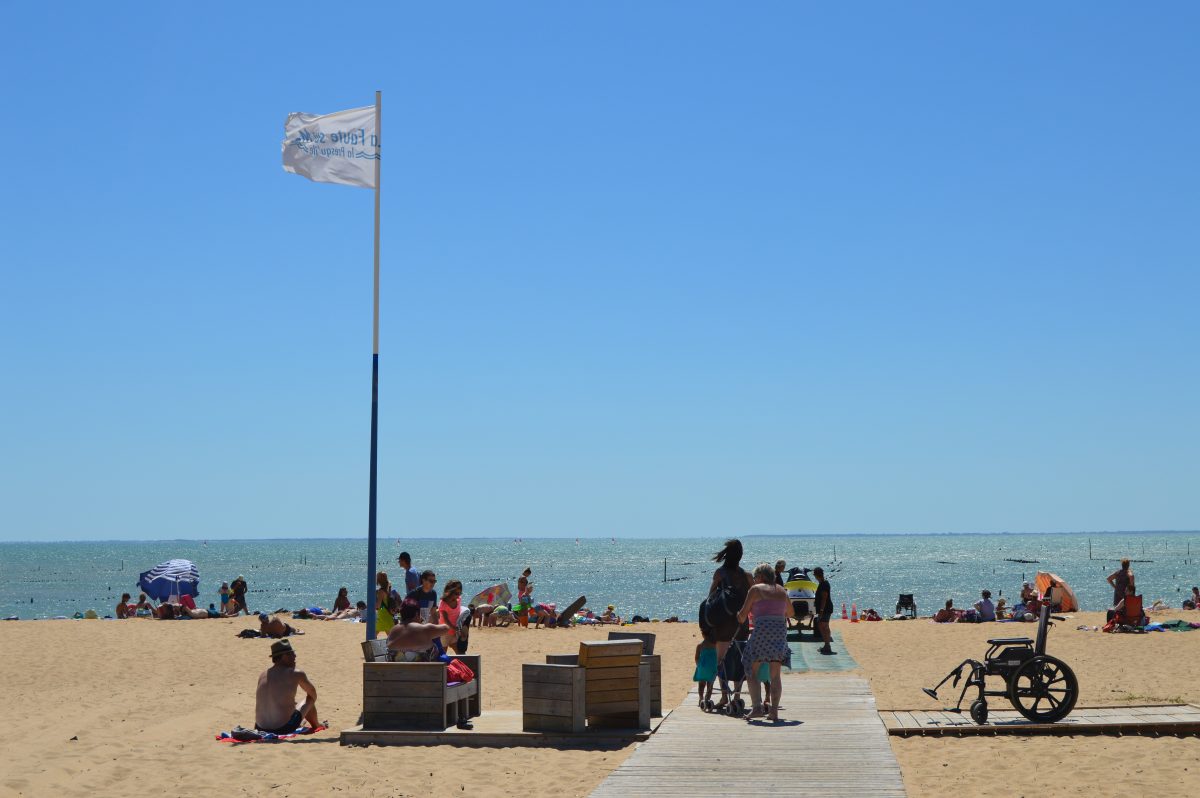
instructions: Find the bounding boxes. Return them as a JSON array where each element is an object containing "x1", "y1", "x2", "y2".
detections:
[{"x1": 255, "y1": 639, "x2": 320, "y2": 734}]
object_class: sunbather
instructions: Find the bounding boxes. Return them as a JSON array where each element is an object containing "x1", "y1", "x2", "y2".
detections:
[
  {"x1": 260, "y1": 613, "x2": 304, "y2": 638},
  {"x1": 321, "y1": 601, "x2": 366, "y2": 621},
  {"x1": 116, "y1": 593, "x2": 134, "y2": 619},
  {"x1": 599, "y1": 605, "x2": 621, "y2": 624},
  {"x1": 933, "y1": 600, "x2": 956, "y2": 623}
]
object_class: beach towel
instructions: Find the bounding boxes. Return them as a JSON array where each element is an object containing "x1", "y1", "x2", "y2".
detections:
[
  {"x1": 215, "y1": 723, "x2": 328, "y2": 743},
  {"x1": 1156, "y1": 619, "x2": 1199, "y2": 632}
]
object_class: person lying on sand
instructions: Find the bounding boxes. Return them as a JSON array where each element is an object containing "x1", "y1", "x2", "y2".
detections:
[
  {"x1": 260, "y1": 613, "x2": 304, "y2": 638},
  {"x1": 320, "y1": 601, "x2": 366, "y2": 621},
  {"x1": 255, "y1": 639, "x2": 320, "y2": 734}
]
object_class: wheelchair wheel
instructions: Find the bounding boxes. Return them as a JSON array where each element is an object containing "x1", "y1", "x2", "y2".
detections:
[
  {"x1": 969, "y1": 699, "x2": 988, "y2": 725},
  {"x1": 1007, "y1": 655, "x2": 1078, "y2": 723}
]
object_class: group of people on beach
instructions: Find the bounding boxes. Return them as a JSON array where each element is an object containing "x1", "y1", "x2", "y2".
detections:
[
  {"x1": 927, "y1": 557, "x2": 1200, "y2": 626},
  {"x1": 368, "y1": 552, "x2": 626, "y2": 657},
  {"x1": 693, "y1": 539, "x2": 832, "y2": 725},
  {"x1": 114, "y1": 574, "x2": 252, "y2": 620}
]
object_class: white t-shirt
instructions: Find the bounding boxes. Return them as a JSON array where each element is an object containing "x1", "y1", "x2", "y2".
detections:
[{"x1": 974, "y1": 598, "x2": 995, "y2": 622}]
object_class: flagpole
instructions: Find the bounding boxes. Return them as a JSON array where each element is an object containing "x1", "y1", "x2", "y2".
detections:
[{"x1": 365, "y1": 89, "x2": 382, "y2": 642}]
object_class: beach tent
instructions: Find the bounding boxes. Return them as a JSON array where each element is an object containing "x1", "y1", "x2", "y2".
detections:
[
  {"x1": 1035, "y1": 571, "x2": 1079, "y2": 612},
  {"x1": 138, "y1": 559, "x2": 200, "y2": 602}
]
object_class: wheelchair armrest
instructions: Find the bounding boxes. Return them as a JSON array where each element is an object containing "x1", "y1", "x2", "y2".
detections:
[{"x1": 986, "y1": 637, "x2": 1033, "y2": 646}]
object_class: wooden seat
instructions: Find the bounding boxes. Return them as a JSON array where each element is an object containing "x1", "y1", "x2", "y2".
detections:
[
  {"x1": 358, "y1": 639, "x2": 482, "y2": 730},
  {"x1": 523, "y1": 640, "x2": 651, "y2": 733}
]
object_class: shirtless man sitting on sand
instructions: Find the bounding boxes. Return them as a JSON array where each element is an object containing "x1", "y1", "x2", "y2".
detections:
[{"x1": 255, "y1": 639, "x2": 320, "y2": 734}]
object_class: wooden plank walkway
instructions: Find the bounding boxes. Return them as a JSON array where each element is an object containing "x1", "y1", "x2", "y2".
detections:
[
  {"x1": 881, "y1": 703, "x2": 1200, "y2": 737},
  {"x1": 341, "y1": 710, "x2": 665, "y2": 747},
  {"x1": 590, "y1": 676, "x2": 905, "y2": 797}
]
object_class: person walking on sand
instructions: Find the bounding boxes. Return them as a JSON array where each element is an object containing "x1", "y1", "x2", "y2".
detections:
[
  {"x1": 254, "y1": 639, "x2": 320, "y2": 734},
  {"x1": 1107, "y1": 559, "x2": 1134, "y2": 606},
  {"x1": 813, "y1": 567, "x2": 834, "y2": 655}
]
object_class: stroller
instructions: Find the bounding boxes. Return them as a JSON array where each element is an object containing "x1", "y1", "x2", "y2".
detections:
[{"x1": 699, "y1": 597, "x2": 751, "y2": 716}]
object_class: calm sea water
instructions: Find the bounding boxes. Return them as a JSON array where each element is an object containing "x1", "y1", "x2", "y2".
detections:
[{"x1": 1, "y1": 532, "x2": 1198, "y2": 620}]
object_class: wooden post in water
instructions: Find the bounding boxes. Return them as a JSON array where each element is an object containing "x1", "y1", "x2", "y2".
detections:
[{"x1": 663, "y1": 558, "x2": 667, "y2": 583}]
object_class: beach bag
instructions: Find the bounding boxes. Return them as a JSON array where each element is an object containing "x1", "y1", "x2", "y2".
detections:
[
  {"x1": 446, "y1": 658, "x2": 475, "y2": 684},
  {"x1": 703, "y1": 571, "x2": 741, "y2": 640}
]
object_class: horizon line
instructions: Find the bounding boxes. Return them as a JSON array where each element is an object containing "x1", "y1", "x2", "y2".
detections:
[{"x1": 1, "y1": 529, "x2": 1197, "y2": 545}]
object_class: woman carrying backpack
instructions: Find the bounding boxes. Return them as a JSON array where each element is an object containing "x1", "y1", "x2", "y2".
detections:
[{"x1": 703, "y1": 539, "x2": 752, "y2": 712}]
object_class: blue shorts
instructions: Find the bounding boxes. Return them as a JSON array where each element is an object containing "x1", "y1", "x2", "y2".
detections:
[{"x1": 256, "y1": 710, "x2": 303, "y2": 735}]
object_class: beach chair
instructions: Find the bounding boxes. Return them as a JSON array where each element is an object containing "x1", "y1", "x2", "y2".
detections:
[
  {"x1": 522, "y1": 640, "x2": 652, "y2": 733},
  {"x1": 896, "y1": 594, "x2": 917, "y2": 619},
  {"x1": 1112, "y1": 595, "x2": 1146, "y2": 631}
]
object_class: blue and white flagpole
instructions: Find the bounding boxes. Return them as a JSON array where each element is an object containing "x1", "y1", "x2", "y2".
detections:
[{"x1": 365, "y1": 89, "x2": 382, "y2": 642}]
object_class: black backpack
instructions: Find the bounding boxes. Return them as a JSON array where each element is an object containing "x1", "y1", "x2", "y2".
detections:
[{"x1": 702, "y1": 570, "x2": 741, "y2": 638}]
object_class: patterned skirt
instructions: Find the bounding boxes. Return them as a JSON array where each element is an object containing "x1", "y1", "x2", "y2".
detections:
[{"x1": 742, "y1": 614, "x2": 792, "y2": 670}]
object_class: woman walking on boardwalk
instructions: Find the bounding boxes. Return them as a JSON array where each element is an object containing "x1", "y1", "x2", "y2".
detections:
[
  {"x1": 703, "y1": 539, "x2": 752, "y2": 712},
  {"x1": 737, "y1": 562, "x2": 794, "y2": 722}
]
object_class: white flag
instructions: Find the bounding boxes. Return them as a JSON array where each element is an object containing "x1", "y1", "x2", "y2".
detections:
[{"x1": 282, "y1": 105, "x2": 378, "y2": 189}]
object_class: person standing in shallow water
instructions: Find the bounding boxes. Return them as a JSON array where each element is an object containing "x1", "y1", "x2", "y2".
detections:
[{"x1": 813, "y1": 566, "x2": 834, "y2": 655}]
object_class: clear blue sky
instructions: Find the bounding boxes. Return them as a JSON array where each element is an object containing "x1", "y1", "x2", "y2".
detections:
[{"x1": 1, "y1": 4, "x2": 1197, "y2": 541}]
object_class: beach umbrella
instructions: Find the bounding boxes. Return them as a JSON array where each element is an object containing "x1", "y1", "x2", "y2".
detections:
[
  {"x1": 1035, "y1": 571, "x2": 1079, "y2": 612},
  {"x1": 138, "y1": 559, "x2": 200, "y2": 602},
  {"x1": 467, "y1": 582, "x2": 511, "y2": 609}
]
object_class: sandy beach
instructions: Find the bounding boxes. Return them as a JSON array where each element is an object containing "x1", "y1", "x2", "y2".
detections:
[{"x1": 2, "y1": 612, "x2": 1198, "y2": 797}]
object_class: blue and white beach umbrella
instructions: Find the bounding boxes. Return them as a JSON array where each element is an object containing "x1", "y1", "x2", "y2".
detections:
[{"x1": 138, "y1": 559, "x2": 200, "y2": 601}]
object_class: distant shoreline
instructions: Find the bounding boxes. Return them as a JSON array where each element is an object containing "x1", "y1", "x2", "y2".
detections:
[{"x1": 1, "y1": 529, "x2": 1197, "y2": 545}]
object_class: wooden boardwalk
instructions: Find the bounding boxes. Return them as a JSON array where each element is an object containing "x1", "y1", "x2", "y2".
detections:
[
  {"x1": 882, "y1": 703, "x2": 1200, "y2": 737},
  {"x1": 590, "y1": 676, "x2": 905, "y2": 797}
]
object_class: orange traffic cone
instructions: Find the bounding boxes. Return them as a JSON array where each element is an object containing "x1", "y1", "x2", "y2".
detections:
[
  {"x1": 851, "y1": 602, "x2": 859, "y2": 622},
  {"x1": 841, "y1": 602, "x2": 848, "y2": 620}
]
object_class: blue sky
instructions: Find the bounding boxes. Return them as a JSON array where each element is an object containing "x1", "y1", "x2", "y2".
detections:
[{"x1": 1, "y1": 3, "x2": 1197, "y2": 541}]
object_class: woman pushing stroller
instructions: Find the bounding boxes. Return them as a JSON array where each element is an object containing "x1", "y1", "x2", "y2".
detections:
[{"x1": 736, "y1": 562, "x2": 794, "y2": 723}]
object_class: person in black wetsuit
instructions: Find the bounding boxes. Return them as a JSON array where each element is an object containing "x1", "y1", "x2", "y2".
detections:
[
  {"x1": 705, "y1": 539, "x2": 752, "y2": 710},
  {"x1": 814, "y1": 567, "x2": 834, "y2": 654}
]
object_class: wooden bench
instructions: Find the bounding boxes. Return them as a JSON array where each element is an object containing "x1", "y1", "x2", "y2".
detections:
[
  {"x1": 523, "y1": 640, "x2": 651, "y2": 733},
  {"x1": 359, "y1": 639, "x2": 482, "y2": 730}
]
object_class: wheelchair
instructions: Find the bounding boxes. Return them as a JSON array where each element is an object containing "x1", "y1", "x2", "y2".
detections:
[{"x1": 922, "y1": 605, "x2": 1079, "y2": 724}]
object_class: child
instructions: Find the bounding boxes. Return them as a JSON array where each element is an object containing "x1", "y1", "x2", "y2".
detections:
[
  {"x1": 218, "y1": 582, "x2": 231, "y2": 615},
  {"x1": 694, "y1": 630, "x2": 718, "y2": 710}
]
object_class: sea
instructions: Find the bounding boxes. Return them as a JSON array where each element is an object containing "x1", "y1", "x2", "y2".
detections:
[{"x1": 2, "y1": 532, "x2": 1198, "y2": 621}]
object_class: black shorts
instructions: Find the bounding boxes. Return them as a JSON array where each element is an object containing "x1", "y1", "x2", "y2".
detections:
[{"x1": 256, "y1": 710, "x2": 302, "y2": 735}]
